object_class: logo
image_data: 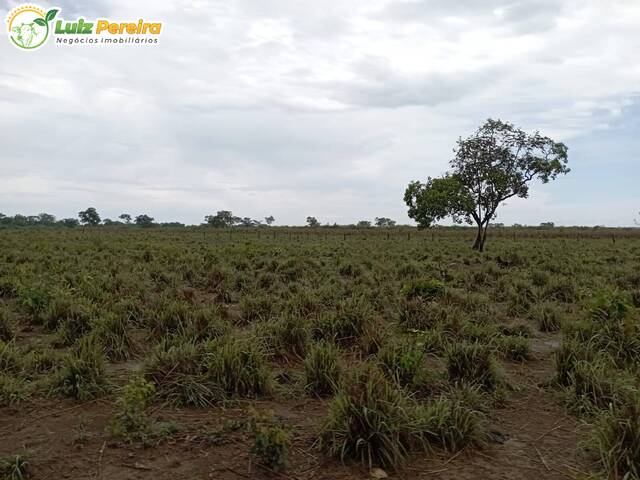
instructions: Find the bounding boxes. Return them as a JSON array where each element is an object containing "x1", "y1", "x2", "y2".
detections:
[
  {"x1": 6, "y1": 4, "x2": 162, "y2": 50},
  {"x1": 6, "y1": 5, "x2": 58, "y2": 50}
]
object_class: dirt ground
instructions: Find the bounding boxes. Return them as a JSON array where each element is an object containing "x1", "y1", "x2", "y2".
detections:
[{"x1": 0, "y1": 331, "x2": 593, "y2": 480}]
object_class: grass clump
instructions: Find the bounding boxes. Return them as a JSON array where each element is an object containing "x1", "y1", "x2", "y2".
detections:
[
  {"x1": 206, "y1": 339, "x2": 272, "y2": 399},
  {"x1": 0, "y1": 308, "x2": 14, "y2": 342},
  {"x1": 531, "y1": 302, "x2": 562, "y2": 332},
  {"x1": 318, "y1": 366, "x2": 417, "y2": 469},
  {"x1": 445, "y1": 342, "x2": 500, "y2": 392},
  {"x1": 377, "y1": 340, "x2": 429, "y2": 391},
  {"x1": 402, "y1": 278, "x2": 445, "y2": 301},
  {"x1": 0, "y1": 375, "x2": 30, "y2": 407},
  {"x1": 318, "y1": 366, "x2": 484, "y2": 470},
  {"x1": 589, "y1": 397, "x2": 640, "y2": 479},
  {"x1": 304, "y1": 341, "x2": 340, "y2": 397},
  {"x1": 51, "y1": 336, "x2": 109, "y2": 400},
  {"x1": 0, "y1": 455, "x2": 29, "y2": 480}
]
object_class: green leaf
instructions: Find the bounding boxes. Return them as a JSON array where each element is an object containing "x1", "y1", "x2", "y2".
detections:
[
  {"x1": 45, "y1": 9, "x2": 59, "y2": 22},
  {"x1": 34, "y1": 18, "x2": 46, "y2": 26}
]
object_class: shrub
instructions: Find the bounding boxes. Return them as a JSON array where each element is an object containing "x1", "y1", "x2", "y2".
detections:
[
  {"x1": 107, "y1": 376, "x2": 156, "y2": 441},
  {"x1": 304, "y1": 341, "x2": 340, "y2": 397},
  {"x1": 248, "y1": 409, "x2": 292, "y2": 472},
  {"x1": 51, "y1": 337, "x2": 109, "y2": 400},
  {"x1": 445, "y1": 342, "x2": 499, "y2": 391}
]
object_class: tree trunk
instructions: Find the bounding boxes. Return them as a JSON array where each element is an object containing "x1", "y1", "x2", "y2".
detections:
[
  {"x1": 479, "y1": 222, "x2": 489, "y2": 252},
  {"x1": 472, "y1": 224, "x2": 483, "y2": 250}
]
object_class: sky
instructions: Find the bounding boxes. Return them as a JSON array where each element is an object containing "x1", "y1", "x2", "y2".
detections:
[{"x1": 1, "y1": 0, "x2": 639, "y2": 226}]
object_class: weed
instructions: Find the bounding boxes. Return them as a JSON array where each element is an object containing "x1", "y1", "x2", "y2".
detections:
[{"x1": 248, "y1": 409, "x2": 292, "y2": 472}]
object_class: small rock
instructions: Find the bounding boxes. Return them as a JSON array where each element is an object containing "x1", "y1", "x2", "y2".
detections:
[{"x1": 370, "y1": 467, "x2": 388, "y2": 479}]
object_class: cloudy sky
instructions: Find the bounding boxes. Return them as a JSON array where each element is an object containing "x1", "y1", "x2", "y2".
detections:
[{"x1": 1, "y1": 0, "x2": 639, "y2": 226}]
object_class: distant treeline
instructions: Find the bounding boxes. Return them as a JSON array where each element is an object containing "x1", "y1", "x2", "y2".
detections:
[{"x1": 0, "y1": 210, "x2": 635, "y2": 230}]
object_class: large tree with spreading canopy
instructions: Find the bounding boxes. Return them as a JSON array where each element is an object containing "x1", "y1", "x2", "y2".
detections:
[{"x1": 404, "y1": 119, "x2": 569, "y2": 251}]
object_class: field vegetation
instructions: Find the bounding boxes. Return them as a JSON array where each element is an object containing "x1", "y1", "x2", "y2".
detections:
[{"x1": 0, "y1": 227, "x2": 638, "y2": 479}]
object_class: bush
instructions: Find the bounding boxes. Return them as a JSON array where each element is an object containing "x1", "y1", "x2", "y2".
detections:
[
  {"x1": 445, "y1": 342, "x2": 499, "y2": 391},
  {"x1": 107, "y1": 376, "x2": 156, "y2": 441},
  {"x1": 304, "y1": 341, "x2": 340, "y2": 397},
  {"x1": 248, "y1": 409, "x2": 292, "y2": 472}
]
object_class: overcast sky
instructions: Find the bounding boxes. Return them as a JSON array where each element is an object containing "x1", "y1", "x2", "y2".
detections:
[{"x1": 1, "y1": 0, "x2": 639, "y2": 226}]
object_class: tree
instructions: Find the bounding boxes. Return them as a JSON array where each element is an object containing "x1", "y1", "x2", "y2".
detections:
[
  {"x1": 37, "y1": 213, "x2": 56, "y2": 226},
  {"x1": 306, "y1": 216, "x2": 320, "y2": 227},
  {"x1": 540, "y1": 222, "x2": 555, "y2": 229},
  {"x1": 135, "y1": 214, "x2": 155, "y2": 228},
  {"x1": 205, "y1": 211, "x2": 238, "y2": 228},
  {"x1": 375, "y1": 217, "x2": 396, "y2": 228},
  {"x1": 78, "y1": 207, "x2": 101, "y2": 226},
  {"x1": 119, "y1": 213, "x2": 132, "y2": 224},
  {"x1": 59, "y1": 218, "x2": 79, "y2": 228},
  {"x1": 265, "y1": 215, "x2": 275, "y2": 226},
  {"x1": 357, "y1": 220, "x2": 372, "y2": 228},
  {"x1": 404, "y1": 118, "x2": 569, "y2": 251}
]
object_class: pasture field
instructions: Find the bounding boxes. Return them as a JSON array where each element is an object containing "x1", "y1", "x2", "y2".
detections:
[{"x1": 0, "y1": 228, "x2": 639, "y2": 479}]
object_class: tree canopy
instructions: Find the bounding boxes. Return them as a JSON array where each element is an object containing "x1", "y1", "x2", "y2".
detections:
[
  {"x1": 78, "y1": 207, "x2": 101, "y2": 226},
  {"x1": 404, "y1": 118, "x2": 569, "y2": 251}
]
